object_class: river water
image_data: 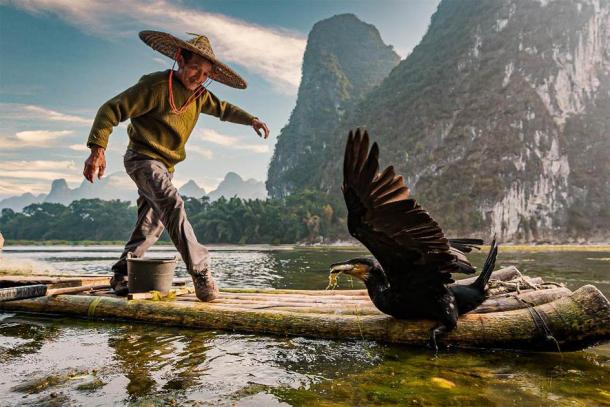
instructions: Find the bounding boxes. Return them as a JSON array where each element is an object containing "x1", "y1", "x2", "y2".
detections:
[{"x1": 0, "y1": 245, "x2": 609, "y2": 406}]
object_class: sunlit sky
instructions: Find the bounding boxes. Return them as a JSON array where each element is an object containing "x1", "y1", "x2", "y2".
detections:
[{"x1": 0, "y1": 0, "x2": 439, "y2": 198}]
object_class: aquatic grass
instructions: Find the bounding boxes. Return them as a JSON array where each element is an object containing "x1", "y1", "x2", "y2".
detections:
[
  {"x1": 10, "y1": 369, "x2": 91, "y2": 394},
  {"x1": 271, "y1": 349, "x2": 610, "y2": 406}
]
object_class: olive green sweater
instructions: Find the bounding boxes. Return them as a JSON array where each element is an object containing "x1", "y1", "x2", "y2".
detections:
[{"x1": 87, "y1": 70, "x2": 256, "y2": 172}]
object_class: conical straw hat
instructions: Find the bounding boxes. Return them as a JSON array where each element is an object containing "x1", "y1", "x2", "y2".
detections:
[{"x1": 139, "y1": 30, "x2": 247, "y2": 89}]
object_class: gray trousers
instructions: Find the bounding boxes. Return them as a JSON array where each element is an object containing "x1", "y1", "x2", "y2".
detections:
[{"x1": 111, "y1": 150, "x2": 209, "y2": 276}]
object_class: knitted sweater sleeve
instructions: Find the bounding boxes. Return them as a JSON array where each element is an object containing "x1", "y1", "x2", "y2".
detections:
[
  {"x1": 200, "y1": 90, "x2": 256, "y2": 125},
  {"x1": 87, "y1": 77, "x2": 158, "y2": 149}
]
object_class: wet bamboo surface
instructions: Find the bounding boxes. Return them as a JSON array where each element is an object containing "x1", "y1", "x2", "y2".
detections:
[
  {"x1": 1, "y1": 269, "x2": 609, "y2": 351},
  {"x1": 0, "y1": 275, "x2": 110, "y2": 289}
]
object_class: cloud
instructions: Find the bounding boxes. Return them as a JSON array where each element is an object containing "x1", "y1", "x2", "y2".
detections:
[
  {"x1": 188, "y1": 145, "x2": 214, "y2": 159},
  {"x1": 69, "y1": 144, "x2": 89, "y2": 152},
  {"x1": 0, "y1": 179, "x2": 49, "y2": 196},
  {"x1": 200, "y1": 129, "x2": 237, "y2": 146},
  {"x1": 0, "y1": 160, "x2": 76, "y2": 172},
  {"x1": 0, "y1": 130, "x2": 75, "y2": 149},
  {"x1": 22, "y1": 105, "x2": 92, "y2": 125},
  {"x1": 4, "y1": 0, "x2": 306, "y2": 93},
  {"x1": 0, "y1": 103, "x2": 92, "y2": 125},
  {"x1": 15, "y1": 130, "x2": 74, "y2": 143},
  {"x1": 199, "y1": 129, "x2": 269, "y2": 153},
  {"x1": 0, "y1": 160, "x2": 83, "y2": 191}
]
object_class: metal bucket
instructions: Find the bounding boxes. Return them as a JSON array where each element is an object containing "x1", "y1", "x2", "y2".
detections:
[{"x1": 126, "y1": 252, "x2": 177, "y2": 294}]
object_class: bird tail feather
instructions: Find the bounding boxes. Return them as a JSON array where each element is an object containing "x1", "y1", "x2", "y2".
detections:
[{"x1": 471, "y1": 238, "x2": 498, "y2": 292}]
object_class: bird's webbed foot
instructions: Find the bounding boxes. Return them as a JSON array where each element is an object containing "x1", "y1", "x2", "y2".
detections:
[{"x1": 428, "y1": 324, "x2": 449, "y2": 357}]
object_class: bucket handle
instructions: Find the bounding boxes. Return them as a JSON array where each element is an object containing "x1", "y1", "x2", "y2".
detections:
[{"x1": 127, "y1": 252, "x2": 180, "y2": 262}]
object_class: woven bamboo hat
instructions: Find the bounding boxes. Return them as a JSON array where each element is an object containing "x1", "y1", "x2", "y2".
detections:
[{"x1": 139, "y1": 30, "x2": 247, "y2": 89}]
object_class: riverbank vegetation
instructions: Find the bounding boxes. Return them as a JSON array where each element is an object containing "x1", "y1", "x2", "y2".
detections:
[
  {"x1": 2, "y1": 196, "x2": 609, "y2": 248},
  {"x1": 0, "y1": 191, "x2": 350, "y2": 244}
]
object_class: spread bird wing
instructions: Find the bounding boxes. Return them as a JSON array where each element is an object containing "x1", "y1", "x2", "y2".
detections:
[{"x1": 342, "y1": 129, "x2": 476, "y2": 287}]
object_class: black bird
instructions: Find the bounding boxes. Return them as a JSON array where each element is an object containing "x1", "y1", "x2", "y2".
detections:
[{"x1": 330, "y1": 129, "x2": 498, "y2": 350}]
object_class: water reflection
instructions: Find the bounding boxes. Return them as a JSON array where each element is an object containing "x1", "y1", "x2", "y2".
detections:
[
  {"x1": 0, "y1": 314, "x2": 61, "y2": 361},
  {"x1": 0, "y1": 315, "x2": 385, "y2": 405},
  {"x1": 1, "y1": 313, "x2": 608, "y2": 406},
  {"x1": 0, "y1": 246, "x2": 609, "y2": 405}
]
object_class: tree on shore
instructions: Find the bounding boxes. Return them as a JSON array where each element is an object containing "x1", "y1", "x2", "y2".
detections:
[{"x1": 0, "y1": 192, "x2": 350, "y2": 244}]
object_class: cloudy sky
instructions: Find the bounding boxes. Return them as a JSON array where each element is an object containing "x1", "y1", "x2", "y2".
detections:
[{"x1": 0, "y1": 0, "x2": 439, "y2": 198}]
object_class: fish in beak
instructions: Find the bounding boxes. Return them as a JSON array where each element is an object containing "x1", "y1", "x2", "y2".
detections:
[{"x1": 329, "y1": 258, "x2": 374, "y2": 285}]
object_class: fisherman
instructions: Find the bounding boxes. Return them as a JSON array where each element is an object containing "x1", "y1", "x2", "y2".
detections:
[{"x1": 83, "y1": 31, "x2": 269, "y2": 301}]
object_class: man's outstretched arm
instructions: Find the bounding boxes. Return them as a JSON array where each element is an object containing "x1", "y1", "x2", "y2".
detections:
[{"x1": 201, "y1": 91, "x2": 269, "y2": 139}]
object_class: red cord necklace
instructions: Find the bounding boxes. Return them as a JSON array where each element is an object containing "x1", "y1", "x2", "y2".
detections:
[{"x1": 168, "y1": 51, "x2": 207, "y2": 114}]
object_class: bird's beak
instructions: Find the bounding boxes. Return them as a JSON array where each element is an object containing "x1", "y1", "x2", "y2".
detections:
[
  {"x1": 330, "y1": 263, "x2": 355, "y2": 273},
  {"x1": 330, "y1": 262, "x2": 369, "y2": 281}
]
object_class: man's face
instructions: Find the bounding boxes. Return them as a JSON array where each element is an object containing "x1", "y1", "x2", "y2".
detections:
[{"x1": 177, "y1": 53, "x2": 213, "y2": 91}]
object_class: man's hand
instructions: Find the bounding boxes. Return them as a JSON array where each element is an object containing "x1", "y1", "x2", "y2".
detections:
[
  {"x1": 252, "y1": 118, "x2": 269, "y2": 139},
  {"x1": 83, "y1": 146, "x2": 106, "y2": 183}
]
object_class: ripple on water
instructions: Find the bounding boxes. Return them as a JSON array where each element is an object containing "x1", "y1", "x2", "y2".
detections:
[{"x1": 0, "y1": 246, "x2": 609, "y2": 405}]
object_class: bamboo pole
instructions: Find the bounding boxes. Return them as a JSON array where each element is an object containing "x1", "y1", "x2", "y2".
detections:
[
  {"x1": 0, "y1": 283, "x2": 111, "y2": 302},
  {"x1": 219, "y1": 288, "x2": 369, "y2": 296},
  {"x1": 47, "y1": 284, "x2": 110, "y2": 296},
  {"x1": 0, "y1": 275, "x2": 110, "y2": 289},
  {"x1": 183, "y1": 287, "x2": 572, "y2": 316},
  {"x1": 0, "y1": 284, "x2": 47, "y2": 302},
  {"x1": 452, "y1": 266, "x2": 521, "y2": 286},
  {"x1": 1, "y1": 285, "x2": 608, "y2": 351},
  {"x1": 469, "y1": 287, "x2": 572, "y2": 314},
  {"x1": 217, "y1": 293, "x2": 371, "y2": 304}
]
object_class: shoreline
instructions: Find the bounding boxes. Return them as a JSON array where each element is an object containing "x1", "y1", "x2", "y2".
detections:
[{"x1": 2, "y1": 241, "x2": 610, "y2": 252}]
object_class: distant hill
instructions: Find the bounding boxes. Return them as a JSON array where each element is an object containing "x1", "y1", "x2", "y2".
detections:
[
  {"x1": 43, "y1": 172, "x2": 138, "y2": 206},
  {"x1": 178, "y1": 180, "x2": 206, "y2": 199},
  {"x1": 266, "y1": 13, "x2": 400, "y2": 198},
  {"x1": 208, "y1": 172, "x2": 267, "y2": 201},
  {"x1": 0, "y1": 176, "x2": 137, "y2": 212},
  {"x1": 0, "y1": 192, "x2": 47, "y2": 212},
  {"x1": 267, "y1": 1, "x2": 610, "y2": 242},
  {"x1": 0, "y1": 172, "x2": 264, "y2": 212}
]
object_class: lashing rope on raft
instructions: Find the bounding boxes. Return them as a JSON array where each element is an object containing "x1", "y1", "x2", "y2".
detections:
[
  {"x1": 486, "y1": 276, "x2": 562, "y2": 351},
  {"x1": 487, "y1": 277, "x2": 565, "y2": 296},
  {"x1": 516, "y1": 296, "x2": 562, "y2": 353},
  {"x1": 87, "y1": 296, "x2": 103, "y2": 318}
]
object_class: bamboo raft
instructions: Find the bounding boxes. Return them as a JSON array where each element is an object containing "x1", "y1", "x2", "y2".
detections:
[{"x1": 1, "y1": 267, "x2": 609, "y2": 351}]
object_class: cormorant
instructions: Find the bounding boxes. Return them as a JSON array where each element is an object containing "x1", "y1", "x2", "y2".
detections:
[{"x1": 330, "y1": 129, "x2": 498, "y2": 351}]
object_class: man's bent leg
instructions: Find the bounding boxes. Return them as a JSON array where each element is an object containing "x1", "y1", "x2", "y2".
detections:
[
  {"x1": 111, "y1": 192, "x2": 165, "y2": 277},
  {"x1": 126, "y1": 157, "x2": 217, "y2": 301}
]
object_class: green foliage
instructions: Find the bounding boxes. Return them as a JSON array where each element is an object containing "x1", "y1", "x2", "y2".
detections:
[
  {"x1": 0, "y1": 193, "x2": 350, "y2": 244},
  {"x1": 0, "y1": 199, "x2": 136, "y2": 241}
]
